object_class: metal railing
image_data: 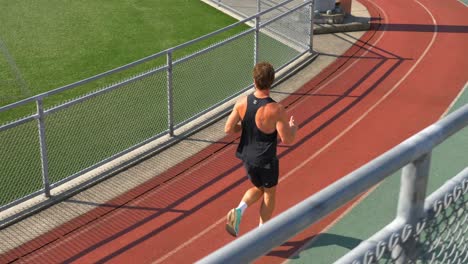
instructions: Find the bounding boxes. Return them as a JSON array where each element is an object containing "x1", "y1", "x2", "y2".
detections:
[
  {"x1": 197, "y1": 104, "x2": 468, "y2": 263},
  {"x1": 336, "y1": 167, "x2": 468, "y2": 263},
  {"x1": 0, "y1": 0, "x2": 315, "y2": 214}
]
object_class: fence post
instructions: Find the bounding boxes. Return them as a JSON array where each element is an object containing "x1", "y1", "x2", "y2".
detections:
[
  {"x1": 254, "y1": 0, "x2": 261, "y2": 65},
  {"x1": 309, "y1": 0, "x2": 314, "y2": 52},
  {"x1": 167, "y1": 50, "x2": 174, "y2": 136},
  {"x1": 393, "y1": 152, "x2": 431, "y2": 263},
  {"x1": 36, "y1": 98, "x2": 51, "y2": 197}
]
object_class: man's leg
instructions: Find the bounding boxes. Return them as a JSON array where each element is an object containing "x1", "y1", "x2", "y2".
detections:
[
  {"x1": 226, "y1": 187, "x2": 264, "y2": 237},
  {"x1": 259, "y1": 186, "x2": 276, "y2": 225},
  {"x1": 241, "y1": 186, "x2": 264, "y2": 206}
]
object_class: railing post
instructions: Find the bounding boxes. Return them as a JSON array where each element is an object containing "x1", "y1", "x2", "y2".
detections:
[
  {"x1": 254, "y1": 0, "x2": 261, "y2": 65},
  {"x1": 393, "y1": 152, "x2": 431, "y2": 263},
  {"x1": 36, "y1": 98, "x2": 51, "y2": 197},
  {"x1": 167, "y1": 50, "x2": 174, "y2": 136},
  {"x1": 309, "y1": 0, "x2": 314, "y2": 52}
]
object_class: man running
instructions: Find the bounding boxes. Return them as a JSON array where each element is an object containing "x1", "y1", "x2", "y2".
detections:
[{"x1": 224, "y1": 62, "x2": 298, "y2": 237}]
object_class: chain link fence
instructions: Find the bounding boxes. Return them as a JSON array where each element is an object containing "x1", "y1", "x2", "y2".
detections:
[
  {"x1": 172, "y1": 29, "x2": 255, "y2": 126},
  {"x1": 259, "y1": 0, "x2": 312, "y2": 49},
  {"x1": 0, "y1": 120, "x2": 43, "y2": 206},
  {"x1": 337, "y1": 169, "x2": 468, "y2": 264},
  {"x1": 0, "y1": 0, "x2": 314, "y2": 219},
  {"x1": 44, "y1": 67, "x2": 168, "y2": 186}
]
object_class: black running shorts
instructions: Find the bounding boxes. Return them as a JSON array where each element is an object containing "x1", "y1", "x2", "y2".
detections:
[{"x1": 243, "y1": 158, "x2": 279, "y2": 188}]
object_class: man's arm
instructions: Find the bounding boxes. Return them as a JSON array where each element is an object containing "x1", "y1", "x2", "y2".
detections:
[
  {"x1": 276, "y1": 105, "x2": 297, "y2": 144},
  {"x1": 224, "y1": 100, "x2": 242, "y2": 134}
]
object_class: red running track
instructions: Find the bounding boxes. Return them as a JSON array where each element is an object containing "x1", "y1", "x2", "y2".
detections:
[{"x1": 1, "y1": 0, "x2": 467, "y2": 263}]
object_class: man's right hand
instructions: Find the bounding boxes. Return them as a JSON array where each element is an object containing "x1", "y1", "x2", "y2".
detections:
[
  {"x1": 289, "y1": 116, "x2": 296, "y2": 128},
  {"x1": 276, "y1": 107, "x2": 298, "y2": 145}
]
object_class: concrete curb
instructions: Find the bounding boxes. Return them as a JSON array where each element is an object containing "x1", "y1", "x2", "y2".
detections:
[{"x1": 314, "y1": 21, "x2": 370, "y2": 34}]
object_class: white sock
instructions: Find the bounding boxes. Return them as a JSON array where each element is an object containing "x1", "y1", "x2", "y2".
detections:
[{"x1": 236, "y1": 201, "x2": 248, "y2": 215}]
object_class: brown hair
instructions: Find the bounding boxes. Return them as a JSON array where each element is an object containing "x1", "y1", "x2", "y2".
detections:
[{"x1": 253, "y1": 62, "x2": 275, "y2": 90}]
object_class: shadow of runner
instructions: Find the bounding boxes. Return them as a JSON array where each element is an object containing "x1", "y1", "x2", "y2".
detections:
[
  {"x1": 306, "y1": 233, "x2": 362, "y2": 250},
  {"x1": 267, "y1": 233, "x2": 362, "y2": 259}
]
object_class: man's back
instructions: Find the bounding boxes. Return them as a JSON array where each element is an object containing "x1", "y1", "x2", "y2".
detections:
[
  {"x1": 233, "y1": 93, "x2": 296, "y2": 145},
  {"x1": 235, "y1": 94, "x2": 278, "y2": 166},
  {"x1": 237, "y1": 95, "x2": 278, "y2": 132}
]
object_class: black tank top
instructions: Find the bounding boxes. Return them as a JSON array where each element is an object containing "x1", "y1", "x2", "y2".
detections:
[{"x1": 236, "y1": 94, "x2": 278, "y2": 166}]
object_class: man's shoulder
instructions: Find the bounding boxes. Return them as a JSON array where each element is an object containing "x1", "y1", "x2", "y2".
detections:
[
  {"x1": 235, "y1": 95, "x2": 248, "y2": 107},
  {"x1": 264, "y1": 101, "x2": 285, "y2": 119},
  {"x1": 265, "y1": 101, "x2": 283, "y2": 112}
]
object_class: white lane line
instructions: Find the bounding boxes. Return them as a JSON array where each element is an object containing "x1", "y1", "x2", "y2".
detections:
[
  {"x1": 440, "y1": 81, "x2": 467, "y2": 118},
  {"x1": 152, "y1": 217, "x2": 226, "y2": 264},
  {"x1": 457, "y1": 0, "x2": 468, "y2": 8},
  {"x1": 0, "y1": 37, "x2": 31, "y2": 97}
]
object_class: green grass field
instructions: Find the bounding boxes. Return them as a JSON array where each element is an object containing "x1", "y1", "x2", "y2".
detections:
[
  {"x1": 0, "y1": 0, "x2": 247, "y2": 122},
  {"x1": 0, "y1": 1, "x2": 302, "y2": 207}
]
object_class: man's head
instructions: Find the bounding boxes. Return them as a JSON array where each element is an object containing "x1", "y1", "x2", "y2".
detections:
[{"x1": 253, "y1": 62, "x2": 275, "y2": 90}]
